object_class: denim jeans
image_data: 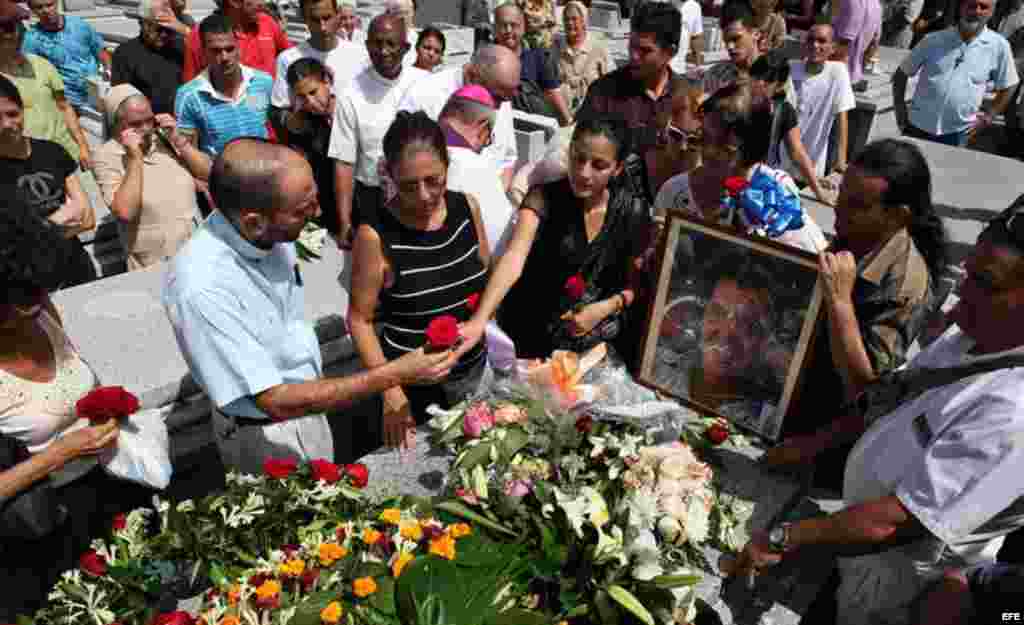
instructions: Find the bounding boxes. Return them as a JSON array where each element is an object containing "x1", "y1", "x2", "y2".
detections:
[{"x1": 903, "y1": 123, "x2": 971, "y2": 147}]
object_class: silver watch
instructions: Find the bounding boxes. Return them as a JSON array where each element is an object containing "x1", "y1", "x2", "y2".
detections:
[{"x1": 768, "y1": 522, "x2": 792, "y2": 553}]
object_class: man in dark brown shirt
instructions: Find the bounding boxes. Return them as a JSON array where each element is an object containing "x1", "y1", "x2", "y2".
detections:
[{"x1": 575, "y1": 1, "x2": 685, "y2": 153}]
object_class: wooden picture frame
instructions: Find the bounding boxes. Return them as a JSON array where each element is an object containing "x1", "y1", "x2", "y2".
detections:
[{"x1": 637, "y1": 214, "x2": 824, "y2": 441}]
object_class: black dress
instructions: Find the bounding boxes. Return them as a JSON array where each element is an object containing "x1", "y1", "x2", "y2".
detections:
[
  {"x1": 362, "y1": 191, "x2": 489, "y2": 419},
  {"x1": 498, "y1": 177, "x2": 651, "y2": 360},
  {"x1": 287, "y1": 114, "x2": 340, "y2": 235}
]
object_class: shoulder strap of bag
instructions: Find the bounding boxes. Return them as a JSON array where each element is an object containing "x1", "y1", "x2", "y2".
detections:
[{"x1": 848, "y1": 353, "x2": 1024, "y2": 416}]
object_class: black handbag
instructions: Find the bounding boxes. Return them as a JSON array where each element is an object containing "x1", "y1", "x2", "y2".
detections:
[{"x1": 0, "y1": 432, "x2": 66, "y2": 540}]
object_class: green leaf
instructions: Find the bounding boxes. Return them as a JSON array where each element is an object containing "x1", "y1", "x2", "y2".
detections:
[
  {"x1": 649, "y1": 573, "x2": 702, "y2": 589},
  {"x1": 485, "y1": 608, "x2": 551, "y2": 625},
  {"x1": 453, "y1": 441, "x2": 496, "y2": 473},
  {"x1": 594, "y1": 590, "x2": 621, "y2": 625},
  {"x1": 368, "y1": 574, "x2": 397, "y2": 615},
  {"x1": 606, "y1": 585, "x2": 654, "y2": 625},
  {"x1": 498, "y1": 427, "x2": 530, "y2": 462},
  {"x1": 435, "y1": 501, "x2": 517, "y2": 537}
]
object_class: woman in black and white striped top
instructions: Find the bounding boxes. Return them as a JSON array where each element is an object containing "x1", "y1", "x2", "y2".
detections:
[{"x1": 349, "y1": 111, "x2": 491, "y2": 448}]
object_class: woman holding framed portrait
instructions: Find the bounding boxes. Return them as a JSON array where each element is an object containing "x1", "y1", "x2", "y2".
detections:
[{"x1": 456, "y1": 116, "x2": 652, "y2": 361}]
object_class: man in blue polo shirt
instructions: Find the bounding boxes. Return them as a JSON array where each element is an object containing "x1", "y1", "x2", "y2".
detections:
[
  {"x1": 893, "y1": 0, "x2": 1019, "y2": 146},
  {"x1": 175, "y1": 13, "x2": 273, "y2": 156},
  {"x1": 23, "y1": 0, "x2": 111, "y2": 112}
]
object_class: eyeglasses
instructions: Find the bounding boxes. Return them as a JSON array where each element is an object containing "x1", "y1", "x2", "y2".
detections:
[{"x1": 658, "y1": 123, "x2": 699, "y2": 148}]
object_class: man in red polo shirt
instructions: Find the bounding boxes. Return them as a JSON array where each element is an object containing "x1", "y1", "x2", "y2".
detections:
[{"x1": 182, "y1": 0, "x2": 291, "y2": 81}]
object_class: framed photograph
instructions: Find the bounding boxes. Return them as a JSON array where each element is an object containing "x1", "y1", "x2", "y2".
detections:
[{"x1": 637, "y1": 215, "x2": 824, "y2": 441}]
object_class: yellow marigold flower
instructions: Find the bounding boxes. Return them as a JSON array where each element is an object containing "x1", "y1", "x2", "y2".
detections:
[
  {"x1": 255, "y1": 580, "x2": 281, "y2": 601},
  {"x1": 318, "y1": 542, "x2": 348, "y2": 567},
  {"x1": 379, "y1": 508, "x2": 402, "y2": 525},
  {"x1": 399, "y1": 522, "x2": 423, "y2": 541},
  {"x1": 219, "y1": 617, "x2": 241, "y2": 625},
  {"x1": 448, "y1": 523, "x2": 472, "y2": 538},
  {"x1": 353, "y1": 576, "x2": 378, "y2": 598},
  {"x1": 362, "y1": 527, "x2": 383, "y2": 545},
  {"x1": 391, "y1": 552, "x2": 414, "y2": 578},
  {"x1": 320, "y1": 601, "x2": 344, "y2": 624},
  {"x1": 227, "y1": 584, "x2": 241, "y2": 606},
  {"x1": 279, "y1": 558, "x2": 306, "y2": 577},
  {"x1": 428, "y1": 534, "x2": 456, "y2": 560}
]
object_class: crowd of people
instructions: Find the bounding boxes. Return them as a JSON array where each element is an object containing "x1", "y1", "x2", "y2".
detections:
[{"x1": 1, "y1": 0, "x2": 1024, "y2": 622}]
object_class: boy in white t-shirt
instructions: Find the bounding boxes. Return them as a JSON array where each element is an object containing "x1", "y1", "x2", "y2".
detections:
[
  {"x1": 669, "y1": 0, "x2": 704, "y2": 74},
  {"x1": 787, "y1": 22, "x2": 856, "y2": 178}
]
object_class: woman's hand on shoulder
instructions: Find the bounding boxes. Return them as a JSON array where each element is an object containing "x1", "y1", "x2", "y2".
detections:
[{"x1": 54, "y1": 420, "x2": 120, "y2": 462}]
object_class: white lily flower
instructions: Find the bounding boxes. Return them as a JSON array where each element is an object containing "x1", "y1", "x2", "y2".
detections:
[{"x1": 471, "y1": 464, "x2": 489, "y2": 500}]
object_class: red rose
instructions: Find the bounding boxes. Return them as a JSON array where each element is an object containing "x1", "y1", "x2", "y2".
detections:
[
  {"x1": 309, "y1": 458, "x2": 342, "y2": 484},
  {"x1": 79, "y1": 550, "x2": 107, "y2": 576},
  {"x1": 76, "y1": 386, "x2": 140, "y2": 424},
  {"x1": 263, "y1": 457, "x2": 298, "y2": 479},
  {"x1": 343, "y1": 463, "x2": 369, "y2": 489},
  {"x1": 112, "y1": 512, "x2": 127, "y2": 531},
  {"x1": 281, "y1": 544, "x2": 301, "y2": 557},
  {"x1": 336, "y1": 526, "x2": 347, "y2": 541},
  {"x1": 723, "y1": 176, "x2": 749, "y2": 197},
  {"x1": 300, "y1": 567, "x2": 321, "y2": 592},
  {"x1": 564, "y1": 274, "x2": 586, "y2": 300},
  {"x1": 465, "y1": 293, "x2": 481, "y2": 314},
  {"x1": 150, "y1": 612, "x2": 195, "y2": 625},
  {"x1": 248, "y1": 573, "x2": 270, "y2": 588},
  {"x1": 705, "y1": 423, "x2": 730, "y2": 445},
  {"x1": 425, "y1": 315, "x2": 460, "y2": 351},
  {"x1": 575, "y1": 415, "x2": 594, "y2": 434}
]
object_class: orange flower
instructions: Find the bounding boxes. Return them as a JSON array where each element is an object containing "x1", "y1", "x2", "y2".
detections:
[
  {"x1": 399, "y1": 522, "x2": 423, "y2": 541},
  {"x1": 428, "y1": 534, "x2": 456, "y2": 560},
  {"x1": 391, "y1": 552, "x2": 414, "y2": 578},
  {"x1": 219, "y1": 617, "x2": 241, "y2": 625},
  {"x1": 318, "y1": 542, "x2": 348, "y2": 567},
  {"x1": 353, "y1": 576, "x2": 378, "y2": 598},
  {"x1": 379, "y1": 508, "x2": 402, "y2": 525},
  {"x1": 279, "y1": 558, "x2": 306, "y2": 577},
  {"x1": 320, "y1": 601, "x2": 343, "y2": 624},
  {"x1": 227, "y1": 584, "x2": 241, "y2": 606},
  {"x1": 362, "y1": 527, "x2": 382, "y2": 545},
  {"x1": 447, "y1": 523, "x2": 472, "y2": 538},
  {"x1": 255, "y1": 580, "x2": 281, "y2": 601}
]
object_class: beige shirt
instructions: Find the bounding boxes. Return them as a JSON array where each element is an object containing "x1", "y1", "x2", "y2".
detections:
[
  {"x1": 93, "y1": 139, "x2": 198, "y2": 270},
  {"x1": 554, "y1": 32, "x2": 614, "y2": 112},
  {"x1": 0, "y1": 310, "x2": 98, "y2": 489}
]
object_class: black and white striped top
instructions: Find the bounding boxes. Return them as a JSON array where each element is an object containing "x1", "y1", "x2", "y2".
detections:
[{"x1": 367, "y1": 191, "x2": 488, "y2": 378}]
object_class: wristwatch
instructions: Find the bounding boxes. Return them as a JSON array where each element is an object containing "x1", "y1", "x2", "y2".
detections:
[{"x1": 767, "y1": 522, "x2": 793, "y2": 553}]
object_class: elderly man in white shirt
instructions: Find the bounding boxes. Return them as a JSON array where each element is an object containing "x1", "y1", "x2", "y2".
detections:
[
  {"x1": 732, "y1": 197, "x2": 1024, "y2": 625},
  {"x1": 328, "y1": 13, "x2": 427, "y2": 247},
  {"x1": 398, "y1": 44, "x2": 520, "y2": 189},
  {"x1": 385, "y1": 0, "x2": 419, "y2": 67},
  {"x1": 163, "y1": 139, "x2": 456, "y2": 475}
]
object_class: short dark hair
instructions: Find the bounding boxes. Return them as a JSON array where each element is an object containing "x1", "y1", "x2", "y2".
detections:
[
  {"x1": 720, "y1": 0, "x2": 755, "y2": 30},
  {"x1": 209, "y1": 137, "x2": 284, "y2": 219},
  {"x1": 630, "y1": 1, "x2": 682, "y2": 52},
  {"x1": 286, "y1": 57, "x2": 330, "y2": 88},
  {"x1": 382, "y1": 111, "x2": 449, "y2": 173},
  {"x1": 200, "y1": 13, "x2": 234, "y2": 44},
  {"x1": 0, "y1": 74, "x2": 23, "y2": 110},
  {"x1": 299, "y1": 0, "x2": 336, "y2": 15},
  {"x1": 0, "y1": 195, "x2": 76, "y2": 299},
  {"x1": 702, "y1": 82, "x2": 772, "y2": 166},
  {"x1": 571, "y1": 114, "x2": 631, "y2": 163},
  {"x1": 416, "y1": 26, "x2": 446, "y2": 53},
  {"x1": 750, "y1": 50, "x2": 790, "y2": 84}
]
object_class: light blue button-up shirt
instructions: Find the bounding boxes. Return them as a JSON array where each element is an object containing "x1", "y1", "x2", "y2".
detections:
[
  {"x1": 22, "y1": 16, "x2": 105, "y2": 109},
  {"x1": 901, "y1": 26, "x2": 1019, "y2": 135},
  {"x1": 163, "y1": 212, "x2": 333, "y2": 470}
]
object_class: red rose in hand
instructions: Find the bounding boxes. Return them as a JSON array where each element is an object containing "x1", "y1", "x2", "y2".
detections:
[
  {"x1": 150, "y1": 612, "x2": 196, "y2": 625},
  {"x1": 575, "y1": 415, "x2": 594, "y2": 434},
  {"x1": 112, "y1": 512, "x2": 127, "y2": 531},
  {"x1": 723, "y1": 176, "x2": 749, "y2": 197},
  {"x1": 564, "y1": 274, "x2": 586, "y2": 300},
  {"x1": 705, "y1": 423, "x2": 730, "y2": 445},
  {"x1": 79, "y1": 550, "x2": 107, "y2": 576},
  {"x1": 263, "y1": 457, "x2": 298, "y2": 479},
  {"x1": 425, "y1": 315, "x2": 460, "y2": 351},
  {"x1": 344, "y1": 462, "x2": 369, "y2": 488},
  {"x1": 309, "y1": 458, "x2": 342, "y2": 483},
  {"x1": 76, "y1": 386, "x2": 140, "y2": 424},
  {"x1": 465, "y1": 293, "x2": 481, "y2": 313}
]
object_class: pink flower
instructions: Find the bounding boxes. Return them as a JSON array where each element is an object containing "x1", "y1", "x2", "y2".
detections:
[
  {"x1": 503, "y1": 479, "x2": 532, "y2": 498},
  {"x1": 462, "y1": 403, "x2": 495, "y2": 439},
  {"x1": 493, "y1": 404, "x2": 527, "y2": 426}
]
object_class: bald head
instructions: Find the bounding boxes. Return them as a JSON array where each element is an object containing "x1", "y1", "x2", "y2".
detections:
[
  {"x1": 467, "y1": 44, "x2": 520, "y2": 104},
  {"x1": 494, "y1": 1, "x2": 522, "y2": 21},
  {"x1": 369, "y1": 12, "x2": 404, "y2": 38},
  {"x1": 211, "y1": 139, "x2": 308, "y2": 219}
]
